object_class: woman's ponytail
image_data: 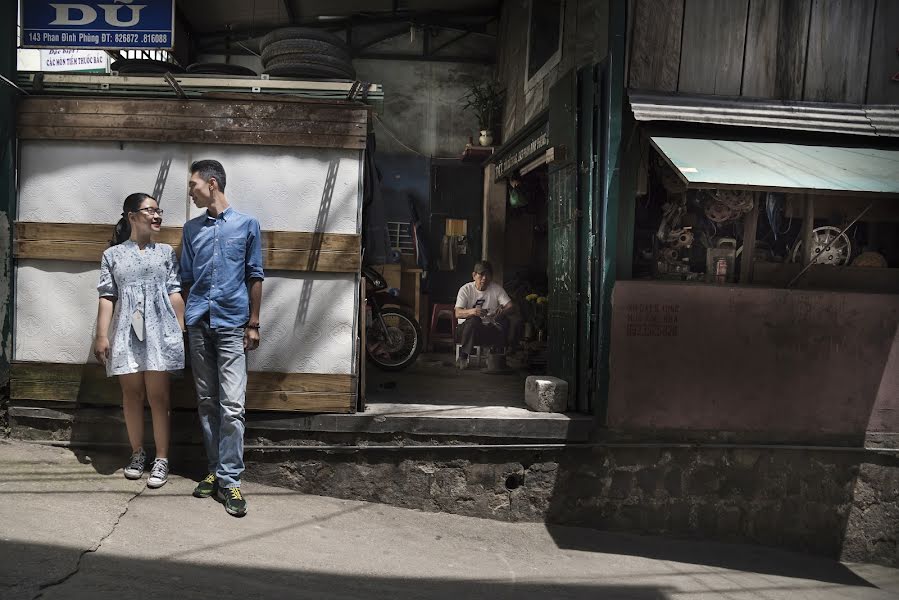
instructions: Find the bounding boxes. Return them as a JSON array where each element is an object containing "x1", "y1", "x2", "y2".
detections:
[{"x1": 110, "y1": 192, "x2": 153, "y2": 246}]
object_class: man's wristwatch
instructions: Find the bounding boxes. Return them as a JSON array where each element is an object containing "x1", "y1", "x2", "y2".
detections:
[{"x1": 247, "y1": 323, "x2": 260, "y2": 330}]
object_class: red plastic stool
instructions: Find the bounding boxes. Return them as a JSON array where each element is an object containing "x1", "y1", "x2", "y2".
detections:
[{"x1": 429, "y1": 303, "x2": 457, "y2": 352}]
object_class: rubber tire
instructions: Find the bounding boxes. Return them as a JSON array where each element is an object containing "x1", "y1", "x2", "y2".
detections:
[
  {"x1": 261, "y1": 27, "x2": 348, "y2": 51},
  {"x1": 110, "y1": 59, "x2": 185, "y2": 74},
  {"x1": 367, "y1": 308, "x2": 422, "y2": 372},
  {"x1": 261, "y1": 39, "x2": 352, "y2": 64},
  {"x1": 264, "y1": 53, "x2": 355, "y2": 76},
  {"x1": 264, "y1": 60, "x2": 356, "y2": 80},
  {"x1": 186, "y1": 62, "x2": 257, "y2": 76}
]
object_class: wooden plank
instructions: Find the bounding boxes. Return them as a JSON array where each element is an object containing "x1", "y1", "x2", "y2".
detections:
[
  {"x1": 18, "y1": 112, "x2": 367, "y2": 136},
  {"x1": 14, "y1": 222, "x2": 361, "y2": 272},
  {"x1": 804, "y1": 0, "x2": 876, "y2": 103},
  {"x1": 17, "y1": 125, "x2": 367, "y2": 150},
  {"x1": 679, "y1": 0, "x2": 750, "y2": 95},
  {"x1": 11, "y1": 362, "x2": 355, "y2": 413},
  {"x1": 18, "y1": 97, "x2": 370, "y2": 124},
  {"x1": 865, "y1": 0, "x2": 899, "y2": 104},
  {"x1": 628, "y1": 0, "x2": 684, "y2": 91},
  {"x1": 16, "y1": 223, "x2": 361, "y2": 253},
  {"x1": 742, "y1": 0, "x2": 812, "y2": 99},
  {"x1": 739, "y1": 193, "x2": 760, "y2": 283},
  {"x1": 800, "y1": 194, "x2": 815, "y2": 266}
]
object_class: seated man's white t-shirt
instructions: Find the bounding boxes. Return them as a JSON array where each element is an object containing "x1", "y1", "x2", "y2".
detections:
[{"x1": 455, "y1": 281, "x2": 511, "y2": 324}]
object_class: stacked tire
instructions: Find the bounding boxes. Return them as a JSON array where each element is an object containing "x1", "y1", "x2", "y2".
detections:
[{"x1": 260, "y1": 28, "x2": 356, "y2": 80}]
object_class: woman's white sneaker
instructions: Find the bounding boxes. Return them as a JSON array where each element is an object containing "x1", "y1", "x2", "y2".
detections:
[{"x1": 147, "y1": 458, "x2": 169, "y2": 488}]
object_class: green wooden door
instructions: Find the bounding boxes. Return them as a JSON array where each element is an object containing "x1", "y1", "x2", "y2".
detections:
[
  {"x1": 547, "y1": 70, "x2": 579, "y2": 407},
  {"x1": 547, "y1": 64, "x2": 608, "y2": 413}
]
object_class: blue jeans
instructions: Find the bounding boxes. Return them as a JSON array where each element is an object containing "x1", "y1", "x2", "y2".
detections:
[{"x1": 188, "y1": 321, "x2": 247, "y2": 489}]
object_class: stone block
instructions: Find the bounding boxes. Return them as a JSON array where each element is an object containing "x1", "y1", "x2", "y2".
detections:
[{"x1": 524, "y1": 376, "x2": 569, "y2": 412}]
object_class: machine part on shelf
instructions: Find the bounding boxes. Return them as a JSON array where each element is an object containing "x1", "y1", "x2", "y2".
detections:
[
  {"x1": 787, "y1": 203, "x2": 873, "y2": 288},
  {"x1": 789, "y1": 226, "x2": 852, "y2": 266},
  {"x1": 851, "y1": 251, "x2": 888, "y2": 268},
  {"x1": 656, "y1": 198, "x2": 686, "y2": 242},
  {"x1": 706, "y1": 238, "x2": 737, "y2": 283},
  {"x1": 669, "y1": 228, "x2": 694, "y2": 248},
  {"x1": 702, "y1": 189, "x2": 754, "y2": 224}
]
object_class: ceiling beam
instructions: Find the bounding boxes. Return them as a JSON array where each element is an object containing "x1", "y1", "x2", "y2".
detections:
[{"x1": 192, "y1": 9, "x2": 499, "y2": 41}]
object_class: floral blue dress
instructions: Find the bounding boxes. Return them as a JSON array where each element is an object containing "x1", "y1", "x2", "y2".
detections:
[{"x1": 97, "y1": 241, "x2": 185, "y2": 376}]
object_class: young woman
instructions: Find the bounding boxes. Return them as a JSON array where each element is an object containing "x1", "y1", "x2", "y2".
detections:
[{"x1": 94, "y1": 193, "x2": 185, "y2": 488}]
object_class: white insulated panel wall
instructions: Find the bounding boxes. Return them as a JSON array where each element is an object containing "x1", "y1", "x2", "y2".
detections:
[{"x1": 15, "y1": 140, "x2": 363, "y2": 375}]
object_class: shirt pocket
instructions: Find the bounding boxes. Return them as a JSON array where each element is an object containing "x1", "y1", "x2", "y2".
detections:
[{"x1": 224, "y1": 237, "x2": 245, "y2": 262}]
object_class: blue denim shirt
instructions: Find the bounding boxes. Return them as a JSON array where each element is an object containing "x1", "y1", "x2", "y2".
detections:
[{"x1": 180, "y1": 207, "x2": 264, "y2": 328}]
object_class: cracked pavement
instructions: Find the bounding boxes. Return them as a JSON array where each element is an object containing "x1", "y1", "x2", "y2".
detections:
[{"x1": 1, "y1": 439, "x2": 898, "y2": 600}]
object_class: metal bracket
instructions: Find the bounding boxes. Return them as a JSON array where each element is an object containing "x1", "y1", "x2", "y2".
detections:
[
  {"x1": 163, "y1": 72, "x2": 189, "y2": 100},
  {"x1": 0, "y1": 73, "x2": 29, "y2": 95}
]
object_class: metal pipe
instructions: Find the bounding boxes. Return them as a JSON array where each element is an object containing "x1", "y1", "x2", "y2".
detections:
[{"x1": 18, "y1": 439, "x2": 899, "y2": 454}]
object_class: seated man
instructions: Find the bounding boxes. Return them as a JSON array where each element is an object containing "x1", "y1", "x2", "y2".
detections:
[{"x1": 454, "y1": 261, "x2": 514, "y2": 369}]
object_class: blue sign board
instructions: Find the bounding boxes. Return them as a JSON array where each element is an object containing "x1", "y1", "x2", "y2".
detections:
[{"x1": 21, "y1": 1, "x2": 174, "y2": 50}]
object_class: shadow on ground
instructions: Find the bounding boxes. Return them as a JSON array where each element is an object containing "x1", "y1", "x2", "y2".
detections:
[
  {"x1": 3, "y1": 539, "x2": 671, "y2": 600},
  {"x1": 547, "y1": 524, "x2": 875, "y2": 588}
]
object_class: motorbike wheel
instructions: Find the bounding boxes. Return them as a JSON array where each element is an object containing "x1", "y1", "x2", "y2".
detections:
[{"x1": 367, "y1": 308, "x2": 422, "y2": 371}]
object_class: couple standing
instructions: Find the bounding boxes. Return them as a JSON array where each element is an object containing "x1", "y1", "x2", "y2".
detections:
[{"x1": 93, "y1": 160, "x2": 263, "y2": 517}]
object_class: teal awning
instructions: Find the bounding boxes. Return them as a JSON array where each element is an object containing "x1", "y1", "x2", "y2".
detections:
[{"x1": 650, "y1": 137, "x2": 899, "y2": 195}]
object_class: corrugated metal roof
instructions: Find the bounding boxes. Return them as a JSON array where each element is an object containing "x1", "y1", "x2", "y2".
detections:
[
  {"x1": 629, "y1": 92, "x2": 899, "y2": 138},
  {"x1": 650, "y1": 136, "x2": 899, "y2": 194}
]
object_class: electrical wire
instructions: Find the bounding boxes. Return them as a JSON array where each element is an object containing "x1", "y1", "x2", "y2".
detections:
[{"x1": 372, "y1": 114, "x2": 459, "y2": 160}]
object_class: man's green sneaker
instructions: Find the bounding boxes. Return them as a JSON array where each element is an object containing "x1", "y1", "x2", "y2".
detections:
[
  {"x1": 192, "y1": 473, "x2": 217, "y2": 498},
  {"x1": 217, "y1": 486, "x2": 248, "y2": 517}
]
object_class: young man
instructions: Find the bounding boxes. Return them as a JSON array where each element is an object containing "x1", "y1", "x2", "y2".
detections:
[
  {"x1": 181, "y1": 159, "x2": 264, "y2": 517},
  {"x1": 454, "y1": 260, "x2": 514, "y2": 369}
]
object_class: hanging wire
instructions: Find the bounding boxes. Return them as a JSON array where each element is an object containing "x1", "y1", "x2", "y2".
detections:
[{"x1": 372, "y1": 114, "x2": 458, "y2": 159}]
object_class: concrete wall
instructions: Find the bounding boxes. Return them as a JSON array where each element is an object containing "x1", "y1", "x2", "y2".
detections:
[
  {"x1": 496, "y1": 0, "x2": 609, "y2": 141},
  {"x1": 608, "y1": 281, "x2": 899, "y2": 442}
]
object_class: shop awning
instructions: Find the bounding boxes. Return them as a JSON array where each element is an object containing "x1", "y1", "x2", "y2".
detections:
[{"x1": 650, "y1": 136, "x2": 899, "y2": 195}]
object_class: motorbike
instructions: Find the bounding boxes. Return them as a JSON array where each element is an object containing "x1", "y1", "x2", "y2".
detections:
[{"x1": 362, "y1": 265, "x2": 422, "y2": 371}]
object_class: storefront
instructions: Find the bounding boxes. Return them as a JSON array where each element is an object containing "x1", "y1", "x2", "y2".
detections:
[{"x1": 607, "y1": 93, "x2": 899, "y2": 443}]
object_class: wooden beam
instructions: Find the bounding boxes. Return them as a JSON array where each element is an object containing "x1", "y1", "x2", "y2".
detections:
[
  {"x1": 17, "y1": 96, "x2": 370, "y2": 150},
  {"x1": 800, "y1": 194, "x2": 815, "y2": 267},
  {"x1": 739, "y1": 193, "x2": 760, "y2": 283},
  {"x1": 11, "y1": 362, "x2": 356, "y2": 413},
  {"x1": 14, "y1": 222, "x2": 361, "y2": 273}
]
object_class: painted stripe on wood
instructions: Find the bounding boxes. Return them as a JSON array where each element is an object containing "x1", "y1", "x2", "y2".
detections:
[
  {"x1": 18, "y1": 97, "x2": 370, "y2": 124},
  {"x1": 17, "y1": 125, "x2": 366, "y2": 150},
  {"x1": 11, "y1": 362, "x2": 356, "y2": 413},
  {"x1": 14, "y1": 222, "x2": 361, "y2": 272}
]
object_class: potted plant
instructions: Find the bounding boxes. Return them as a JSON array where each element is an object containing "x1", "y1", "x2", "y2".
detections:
[{"x1": 462, "y1": 81, "x2": 504, "y2": 146}]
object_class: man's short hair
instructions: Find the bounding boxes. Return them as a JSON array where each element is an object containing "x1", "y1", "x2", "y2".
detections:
[
  {"x1": 190, "y1": 159, "x2": 227, "y2": 192},
  {"x1": 473, "y1": 261, "x2": 493, "y2": 276}
]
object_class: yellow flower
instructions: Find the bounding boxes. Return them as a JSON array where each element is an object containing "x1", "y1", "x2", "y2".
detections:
[
  {"x1": 536, "y1": 296, "x2": 547, "y2": 304},
  {"x1": 525, "y1": 293, "x2": 538, "y2": 301}
]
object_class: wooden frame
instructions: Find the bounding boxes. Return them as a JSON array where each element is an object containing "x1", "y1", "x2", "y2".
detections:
[
  {"x1": 14, "y1": 222, "x2": 361, "y2": 273},
  {"x1": 17, "y1": 96, "x2": 370, "y2": 150},
  {"x1": 11, "y1": 363, "x2": 356, "y2": 413}
]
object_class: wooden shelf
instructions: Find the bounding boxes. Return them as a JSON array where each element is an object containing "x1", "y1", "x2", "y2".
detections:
[{"x1": 461, "y1": 144, "x2": 495, "y2": 162}]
